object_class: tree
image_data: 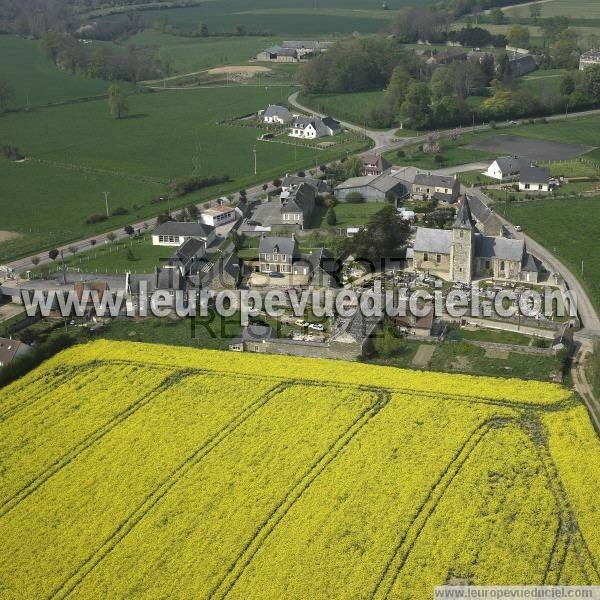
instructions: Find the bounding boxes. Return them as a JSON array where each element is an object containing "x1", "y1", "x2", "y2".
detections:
[
  {"x1": 326, "y1": 207, "x2": 337, "y2": 226},
  {"x1": 344, "y1": 156, "x2": 364, "y2": 179},
  {"x1": 490, "y1": 8, "x2": 506, "y2": 25},
  {"x1": 31, "y1": 256, "x2": 41, "y2": 266},
  {"x1": 507, "y1": 25, "x2": 530, "y2": 49},
  {"x1": 90, "y1": 239, "x2": 97, "y2": 247},
  {"x1": 48, "y1": 249, "x2": 59, "y2": 261},
  {"x1": 482, "y1": 88, "x2": 513, "y2": 119},
  {"x1": 0, "y1": 78, "x2": 13, "y2": 112},
  {"x1": 198, "y1": 22, "x2": 209, "y2": 37},
  {"x1": 400, "y1": 82, "x2": 432, "y2": 129},
  {"x1": 585, "y1": 65, "x2": 600, "y2": 101},
  {"x1": 385, "y1": 65, "x2": 411, "y2": 109},
  {"x1": 68, "y1": 245, "x2": 78, "y2": 255},
  {"x1": 106, "y1": 232, "x2": 117, "y2": 242},
  {"x1": 346, "y1": 205, "x2": 410, "y2": 263},
  {"x1": 560, "y1": 73, "x2": 576, "y2": 96},
  {"x1": 187, "y1": 204, "x2": 199, "y2": 220},
  {"x1": 107, "y1": 83, "x2": 129, "y2": 120},
  {"x1": 124, "y1": 225, "x2": 135, "y2": 236},
  {"x1": 540, "y1": 16, "x2": 570, "y2": 42},
  {"x1": 530, "y1": 2, "x2": 542, "y2": 23}
]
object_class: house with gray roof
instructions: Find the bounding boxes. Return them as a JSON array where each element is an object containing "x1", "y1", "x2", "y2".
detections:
[
  {"x1": 334, "y1": 172, "x2": 410, "y2": 202},
  {"x1": 262, "y1": 104, "x2": 293, "y2": 124},
  {"x1": 258, "y1": 236, "x2": 299, "y2": 274},
  {"x1": 486, "y1": 156, "x2": 530, "y2": 181},
  {"x1": 361, "y1": 154, "x2": 392, "y2": 176},
  {"x1": 282, "y1": 174, "x2": 330, "y2": 195},
  {"x1": 290, "y1": 115, "x2": 341, "y2": 139},
  {"x1": 412, "y1": 173, "x2": 460, "y2": 203},
  {"x1": 280, "y1": 182, "x2": 315, "y2": 229},
  {"x1": 519, "y1": 166, "x2": 550, "y2": 192},
  {"x1": 411, "y1": 197, "x2": 540, "y2": 283},
  {"x1": 152, "y1": 221, "x2": 216, "y2": 247}
]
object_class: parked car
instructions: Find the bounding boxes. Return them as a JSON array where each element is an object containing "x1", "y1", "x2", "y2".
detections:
[
  {"x1": 295, "y1": 319, "x2": 309, "y2": 328},
  {"x1": 246, "y1": 220, "x2": 261, "y2": 226},
  {"x1": 269, "y1": 272, "x2": 284, "y2": 278},
  {"x1": 308, "y1": 323, "x2": 324, "y2": 332},
  {"x1": 514, "y1": 225, "x2": 523, "y2": 232}
]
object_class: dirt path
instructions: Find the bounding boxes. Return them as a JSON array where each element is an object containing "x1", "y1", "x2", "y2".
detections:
[{"x1": 572, "y1": 343, "x2": 600, "y2": 434}]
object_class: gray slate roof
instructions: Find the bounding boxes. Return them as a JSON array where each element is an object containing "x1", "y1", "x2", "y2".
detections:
[
  {"x1": 263, "y1": 104, "x2": 292, "y2": 120},
  {"x1": 414, "y1": 228, "x2": 453, "y2": 255},
  {"x1": 154, "y1": 221, "x2": 215, "y2": 239},
  {"x1": 453, "y1": 197, "x2": 476, "y2": 230},
  {"x1": 494, "y1": 156, "x2": 529, "y2": 174},
  {"x1": 475, "y1": 235, "x2": 524, "y2": 262},
  {"x1": 335, "y1": 173, "x2": 409, "y2": 194},
  {"x1": 258, "y1": 236, "x2": 297, "y2": 256},
  {"x1": 521, "y1": 165, "x2": 550, "y2": 184},
  {"x1": 282, "y1": 175, "x2": 329, "y2": 194},
  {"x1": 413, "y1": 173, "x2": 458, "y2": 189}
]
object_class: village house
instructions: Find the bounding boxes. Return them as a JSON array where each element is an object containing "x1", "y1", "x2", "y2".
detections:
[
  {"x1": 580, "y1": 49, "x2": 600, "y2": 70},
  {"x1": 281, "y1": 174, "x2": 330, "y2": 195},
  {"x1": 334, "y1": 172, "x2": 410, "y2": 202},
  {"x1": 411, "y1": 197, "x2": 540, "y2": 284},
  {"x1": 485, "y1": 156, "x2": 529, "y2": 181},
  {"x1": 360, "y1": 154, "x2": 391, "y2": 176},
  {"x1": 200, "y1": 204, "x2": 238, "y2": 228},
  {"x1": 262, "y1": 104, "x2": 293, "y2": 124},
  {"x1": 519, "y1": 165, "x2": 551, "y2": 192},
  {"x1": 280, "y1": 182, "x2": 315, "y2": 229},
  {"x1": 289, "y1": 115, "x2": 341, "y2": 139},
  {"x1": 152, "y1": 221, "x2": 216, "y2": 248},
  {"x1": 412, "y1": 173, "x2": 460, "y2": 203},
  {"x1": 205, "y1": 253, "x2": 245, "y2": 290},
  {"x1": 0, "y1": 337, "x2": 31, "y2": 367},
  {"x1": 258, "y1": 235, "x2": 299, "y2": 275}
]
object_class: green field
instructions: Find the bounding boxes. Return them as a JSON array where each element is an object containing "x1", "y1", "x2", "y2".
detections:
[
  {"x1": 309, "y1": 201, "x2": 384, "y2": 229},
  {"x1": 495, "y1": 196, "x2": 600, "y2": 314},
  {"x1": 0, "y1": 35, "x2": 132, "y2": 110},
  {"x1": 126, "y1": 30, "x2": 279, "y2": 74},
  {"x1": 299, "y1": 90, "x2": 388, "y2": 127},
  {"x1": 99, "y1": 0, "x2": 413, "y2": 35},
  {"x1": 0, "y1": 86, "x2": 368, "y2": 261},
  {"x1": 502, "y1": 0, "x2": 600, "y2": 20}
]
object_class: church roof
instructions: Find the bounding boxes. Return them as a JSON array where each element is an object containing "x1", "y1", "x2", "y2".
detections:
[
  {"x1": 453, "y1": 197, "x2": 476, "y2": 230},
  {"x1": 414, "y1": 228, "x2": 452, "y2": 254},
  {"x1": 475, "y1": 235, "x2": 524, "y2": 262}
]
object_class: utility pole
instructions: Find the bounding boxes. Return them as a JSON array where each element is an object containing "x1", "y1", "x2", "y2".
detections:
[
  {"x1": 253, "y1": 145, "x2": 257, "y2": 175},
  {"x1": 103, "y1": 191, "x2": 110, "y2": 217}
]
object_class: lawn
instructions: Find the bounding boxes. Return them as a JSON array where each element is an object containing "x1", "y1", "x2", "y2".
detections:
[
  {"x1": 298, "y1": 90, "x2": 388, "y2": 128},
  {"x1": 309, "y1": 201, "x2": 384, "y2": 229},
  {"x1": 495, "y1": 196, "x2": 600, "y2": 314},
  {"x1": 502, "y1": 0, "x2": 600, "y2": 20},
  {"x1": 0, "y1": 86, "x2": 369, "y2": 260},
  {"x1": 0, "y1": 35, "x2": 134, "y2": 110},
  {"x1": 2, "y1": 340, "x2": 598, "y2": 598}
]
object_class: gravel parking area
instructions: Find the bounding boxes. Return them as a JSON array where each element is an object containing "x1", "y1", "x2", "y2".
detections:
[{"x1": 468, "y1": 135, "x2": 594, "y2": 161}]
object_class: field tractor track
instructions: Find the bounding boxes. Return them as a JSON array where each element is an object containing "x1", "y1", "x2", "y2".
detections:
[
  {"x1": 372, "y1": 418, "x2": 506, "y2": 599},
  {"x1": 0, "y1": 365, "x2": 92, "y2": 422},
  {"x1": 209, "y1": 388, "x2": 391, "y2": 600},
  {"x1": 0, "y1": 369, "x2": 186, "y2": 520},
  {"x1": 526, "y1": 414, "x2": 600, "y2": 584},
  {"x1": 98, "y1": 358, "x2": 576, "y2": 412},
  {"x1": 543, "y1": 520, "x2": 570, "y2": 585},
  {"x1": 49, "y1": 381, "x2": 292, "y2": 600}
]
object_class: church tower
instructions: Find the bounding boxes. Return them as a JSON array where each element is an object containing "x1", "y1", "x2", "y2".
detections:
[{"x1": 450, "y1": 197, "x2": 475, "y2": 284}]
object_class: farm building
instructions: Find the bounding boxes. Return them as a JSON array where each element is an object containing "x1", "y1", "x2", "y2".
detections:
[
  {"x1": 519, "y1": 166, "x2": 550, "y2": 192},
  {"x1": 334, "y1": 172, "x2": 410, "y2": 202},
  {"x1": 580, "y1": 49, "x2": 600, "y2": 70},
  {"x1": 412, "y1": 173, "x2": 460, "y2": 203},
  {"x1": 256, "y1": 41, "x2": 333, "y2": 62},
  {"x1": 256, "y1": 46, "x2": 298, "y2": 62},
  {"x1": 262, "y1": 104, "x2": 293, "y2": 124},
  {"x1": 289, "y1": 115, "x2": 341, "y2": 139},
  {"x1": 152, "y1": 222, "x2": 216, "y2": 247},
  {"x1": 508, "y1": 53, "x2": 537, "y2": 77}
]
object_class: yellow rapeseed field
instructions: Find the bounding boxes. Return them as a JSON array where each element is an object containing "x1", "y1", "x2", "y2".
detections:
[{"x1": 0, "y1": 340, "x2": 598, "y2": 599}]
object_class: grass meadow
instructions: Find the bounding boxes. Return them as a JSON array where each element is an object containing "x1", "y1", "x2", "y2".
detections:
[
  {"x1": 298, "y1": 90, "x2": 387, "y2": 127},
  {"x1": 495, "y1": 196, "x2": 600, "y2": 314},
  {"x1": 0, "y1": 86, "x2": 368, "y2": 260},
  {"x1": 0, "y1": 35, "x2": 132, "y2": 110}
]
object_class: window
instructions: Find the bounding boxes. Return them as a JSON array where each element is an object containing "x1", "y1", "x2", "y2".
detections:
[
  {"x1": 263, "y1": 264, "x2": 270, "y2": 271},
  {"x1": 500, "y1": 261, "x2": 505, "y2": 271},
  {"x1": 273, "y1": 254, "x2": 278, "y2": 261},
  {"x1": 436, "y1": 254, "x2": 441, "y2": 263},
  {"x1": 424, "y1": 253, "x2": 429, "y2": 262},
  {"x1": 485, "y1": 260, "x2": 490, "y2": 270}
]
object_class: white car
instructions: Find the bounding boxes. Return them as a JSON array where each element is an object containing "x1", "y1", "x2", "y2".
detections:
[
  {"x1": 308, "y1": 323, "x2": 325, "y2": 332},
  {"x1": 294, "y1": 319, "x2": 309, "y2": 328},
  {"x1": 514, "y1": 225, "x2": 523, "y2": 232}
]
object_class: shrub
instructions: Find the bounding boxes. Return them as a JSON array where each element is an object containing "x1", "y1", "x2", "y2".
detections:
[
  {"x1": 396, "y1": 149, "x2": 406, "y2": 158},
  {"x1": 171, "y1": 174, "x2": 231, "y2": 197},
  {"x1": 112, "y1": 207, "x2": 129, "y2": 216},
  {"x1": 85, "y1": 214, "x2": 108, "y2": 224},
  {"x1": 345, "y1": 192, "x2": 365, "y2": 204}
]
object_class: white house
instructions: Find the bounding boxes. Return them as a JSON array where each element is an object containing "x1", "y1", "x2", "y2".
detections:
[
  {"x1": 262, "y1": 104, "x2": 293, "y2": 124},
  {"x1": 152, "y1": 221, "x2": 216, "y2": 247},
  {"x1": 486, "y1": 156, "x2": 529, "y2": 181},
  {"x1": 519, "y1": 166, "x2": 550, "y2": 192},
  {"x1": 289, "y1": 115, "x2": 341, "y2": 139},
  {"x1": 200, "y1": 204, "x2": 238, "y2": 227}
]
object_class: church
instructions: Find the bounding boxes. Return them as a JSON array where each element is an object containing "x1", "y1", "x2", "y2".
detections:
[{"x1": 411, "y1": 197, "x2": 541, "y2": 284}]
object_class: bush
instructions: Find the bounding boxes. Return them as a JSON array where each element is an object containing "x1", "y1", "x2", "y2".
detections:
[
  {"x1": 396, "y1": 149, "x2": 406, "y2": 158},
  {"x1": 326, "y1": 207, "x2": 337, "y2": 226},
  {"x1": 490, "y1": 120, "x2": 497, "y2": 129},
  {"x1": 345, "y1": 192, "x2": 365, "y2": 204},
  {"x1": 171, "y1": 174, "x2": 231, "y2": 197},
  {"x1": 85, "y1": 214, "x2": 108, "y2": 224},
  {"x1": 434, "y1": 154, "x2": 445, "y2": 165},
  {"x1": 112, "y1": 207, "x2": 129, "y2": 216}
]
